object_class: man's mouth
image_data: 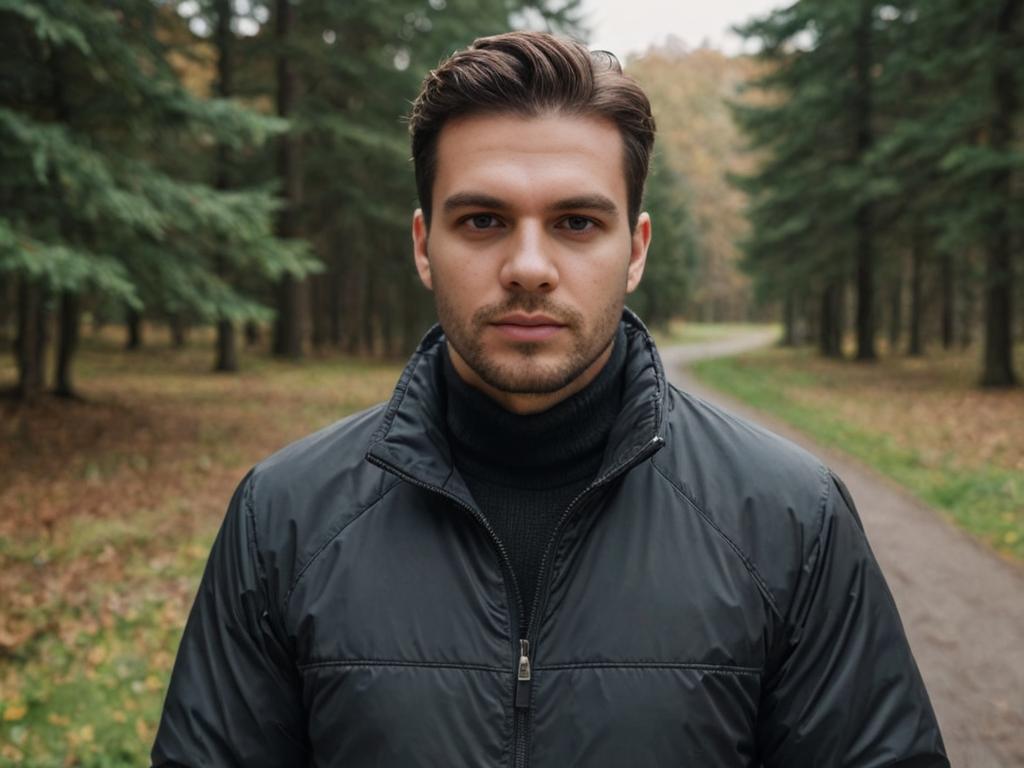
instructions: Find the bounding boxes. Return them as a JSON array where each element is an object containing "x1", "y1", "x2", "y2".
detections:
[{"x1": 491, "y1": 313, "x2": 566, "y2": 341}]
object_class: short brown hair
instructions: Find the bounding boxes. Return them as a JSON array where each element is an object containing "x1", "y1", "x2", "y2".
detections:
[{"x1": 408, "y1": 31, "x2": 656, "y2": 230}]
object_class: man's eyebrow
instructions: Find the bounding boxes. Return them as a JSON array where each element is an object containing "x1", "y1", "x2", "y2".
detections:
[
  {"x1": 443, "y1": 192, "x2": 508, "y2": 212},
  {"x1": 549, "y1": 194, "x2": 618, "y2": 215}
]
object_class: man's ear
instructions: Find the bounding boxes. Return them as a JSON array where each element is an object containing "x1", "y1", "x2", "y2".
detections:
[
  {"x1": 626, "y1": 211, "x2": 652, "y2": 293},
  {"x1": 412, "y1": 208, "x2": 433, "y2": 291}
]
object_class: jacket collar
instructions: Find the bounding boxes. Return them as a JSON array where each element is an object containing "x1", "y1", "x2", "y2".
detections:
[{"x1": 365, "y1": 308, "x2": 667, "y2": 501}]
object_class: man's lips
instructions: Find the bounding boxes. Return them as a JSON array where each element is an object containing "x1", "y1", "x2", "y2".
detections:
[{"x1": 491, "y1": 313, "x2": 566, "y2": 341}]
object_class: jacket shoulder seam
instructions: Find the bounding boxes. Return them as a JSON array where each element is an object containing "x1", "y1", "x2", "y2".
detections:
[
  {"x1": 651, "y1": 459, "x2": 783, "y2": 620},
  {"x1": 280, "y1": 474, "x2": 404, "y2": 616}
]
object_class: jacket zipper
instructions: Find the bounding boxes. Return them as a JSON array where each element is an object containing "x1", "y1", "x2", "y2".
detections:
[
  {"x1": 364, "y1": 454, "x2": 526, "y2": 655},
  {"x1": 369, "y1": 434, "x2": 664, "y2": 768}
]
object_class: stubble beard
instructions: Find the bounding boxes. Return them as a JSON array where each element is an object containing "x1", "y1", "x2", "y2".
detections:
[{"x1": 435, "y1": 290, "x2": 624, "y2": 395}]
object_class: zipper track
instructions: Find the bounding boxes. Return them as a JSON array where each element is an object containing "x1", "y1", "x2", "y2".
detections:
[
  {"x1": 369, "y1": 434, "x2": 664, "y2": 768},
  {"x1": 365, "y1": 455, "x2": 525, "y2": 646},
  {"x1": 523, "y1": 436, "x2": 665, "y2": 651},
  {"x1": 366, "y1": 455, "x2": 530, "y2": 766}
]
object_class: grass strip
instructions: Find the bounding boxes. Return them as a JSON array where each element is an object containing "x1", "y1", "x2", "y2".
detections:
[{"x1": 691, "y1": 352, "x2": 1024, "y2": 562}]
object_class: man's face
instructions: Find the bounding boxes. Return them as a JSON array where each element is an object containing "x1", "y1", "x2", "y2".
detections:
[{"x1": 412, "y1": 112, "x2": 651, "y2": 413}]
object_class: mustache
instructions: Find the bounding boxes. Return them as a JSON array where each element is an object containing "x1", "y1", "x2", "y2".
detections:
[{"x1": 472, "y1": 296, "x2": 583, "y2": 327}]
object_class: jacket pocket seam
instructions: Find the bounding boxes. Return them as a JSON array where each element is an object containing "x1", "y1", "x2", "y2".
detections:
[
  {"x1": 296, "y1": 659, "x2": 507, "y2": 673},
  {"x1": 534, "y1": 661, "x2": 760, "y2": 676}
]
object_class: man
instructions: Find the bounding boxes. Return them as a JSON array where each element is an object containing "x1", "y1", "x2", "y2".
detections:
[{"x1": 153, "y1": 32, "x2": 948, "y2": 767}]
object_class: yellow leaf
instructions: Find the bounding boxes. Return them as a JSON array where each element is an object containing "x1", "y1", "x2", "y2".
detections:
[
  {"x1": 0, "y1": 743, "x2": 23, "y2": 762},
  {"x1": 79, "y1": 725, "x2": 94, "y2": 743},
  {"x1": 1004, "y1": 531, "x2": 1019, "y2": 545},
  {"x1": 3, "y1": 703, "x2": 26, "y2": 721}
]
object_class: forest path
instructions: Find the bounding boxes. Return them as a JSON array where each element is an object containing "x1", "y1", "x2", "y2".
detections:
[{"x1": 661, "y1": 331, "x2": 1024, "y2": 768}]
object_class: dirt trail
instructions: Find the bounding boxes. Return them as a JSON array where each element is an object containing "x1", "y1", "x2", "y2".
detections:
[{"x1": 661, "y1": 333, "x2": 1024, "y2": 768}]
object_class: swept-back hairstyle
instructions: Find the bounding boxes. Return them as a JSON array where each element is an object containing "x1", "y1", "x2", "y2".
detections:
[{"x1": 408, "y1": 31, "x2": 656, "y2": 230}]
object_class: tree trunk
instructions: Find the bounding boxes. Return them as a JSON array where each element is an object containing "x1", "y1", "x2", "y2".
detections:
[
  {"x1": 328, "y1": 263, "x2": 342, "y2": 347},
  {"x1": 0, "y1": 275, "x2": 12, "y2": 344},
  {"x1": 244, "y1": 321, "x2": 261, "y2": 347},
  {"x1": 272, "y1": 0, "x2": 304, "y2": 360},
  {"x1": 170, "y1": 314, "x2": 188, "y2": 348},
  {"x1": 940, "y1": 251, "x2": 955, "y2": 350},
  {"x1": 213, "y1": 0, "x2": 238, "y2": 373},
  {"x1": 54, "y1": 291, "x2": 80, "y2": 398},
  {"x1": 782, "y1": 295, "x2": 797, "y2": 347},
  {"x1": 215, "y1": 320, "x2": 238, "y2": 373},
  {"x1": 126, "y1": 308, "x2": 142, "y2": 350},
  {"x1": 908, "y1": 230, "x2": 924, "y2": 357},
  {"x1": 833, "y1": 281, "x2": 846, "y2": 357},
  {"x1": 49, "y1": 48, "x2": 81, "y2": 394},
  {"x1": 959, "y1": 263, "x2": 976, "y2": 349},
  {"x1": 311, "y1": 273, "x2": 328, "y2": 350},
  {"x1": 853, "y1": 0, "x2": 876, "y2": 361},
  {"x1": 819, "y1": 282, "x2": 843, "y2": 358},
  {"x1": 980, "y1": 0, "x2": 1020, "y2": 386},
  {"x1": 15, "y1": 278, "x2": 45, "y2": 400},
  {"x1": 887, "y1": 255, "x2": 903, "y2": 353}
]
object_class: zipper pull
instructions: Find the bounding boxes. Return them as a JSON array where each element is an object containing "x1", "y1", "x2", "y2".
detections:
[{"x1": 515, "y1": 638, "x2": 532, "y2": 710}]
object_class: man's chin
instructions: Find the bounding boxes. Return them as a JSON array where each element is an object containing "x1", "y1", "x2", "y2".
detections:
[{"x1": 477, "y1": 367, "x2": 576, "y2": 396}]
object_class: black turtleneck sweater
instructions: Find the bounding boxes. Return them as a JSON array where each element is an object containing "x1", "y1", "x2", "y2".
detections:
[{"x1": 443, "y1": 325, "x2": 627, "y2": 627}]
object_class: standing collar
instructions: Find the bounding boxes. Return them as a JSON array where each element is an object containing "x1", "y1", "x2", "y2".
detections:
[{"x1": 365, "y1": 308, "x2": 667, "y2": 496}]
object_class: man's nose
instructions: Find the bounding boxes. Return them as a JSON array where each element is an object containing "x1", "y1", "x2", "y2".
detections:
[{"x1": 499, "y1": 222, "x2": 559, "y2": 292}]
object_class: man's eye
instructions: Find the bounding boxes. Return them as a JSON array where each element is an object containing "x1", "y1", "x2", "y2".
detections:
[
  {"x1": 466, "y1": 214, "x2": 500, "y2": 229},
  {"x1": 560, "y1": 216, "x2": 595, "y2": 232}
]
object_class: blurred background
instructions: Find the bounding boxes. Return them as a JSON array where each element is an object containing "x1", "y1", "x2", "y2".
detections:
[{"x1": 0, "y1": 0, "x2": 1022, "y2": 765}]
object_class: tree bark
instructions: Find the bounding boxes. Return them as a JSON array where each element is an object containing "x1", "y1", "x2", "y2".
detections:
[
  {"x1": 49, "y1": 47, "x2": 81, "y2": 394},
  {"x1": 15, "y1": 278, "x2": 45, "y2": 400},
  {"x1": 213, "y1": 0, "x2": 238, "y2": 373},
  {"x1": 888, "y1": 255, "x2": 903, "y2": 353},
  {"x1": 908, "y1": 229, "x2": 924, "y2": 357},
  {"x1": 782, "y1": 295, "x2": 797, "y2": 347},
  {"x1": 216, "y1": 319, "x2": 238, "y2": 373},
  {"x1": 328, "y1": 262, "x2": 342, "y2": 347},
  {"x1": 311, "y1": 272, "x2": 327, "y2": 350},
  {"x1": 959, "y1": 262, "x2": 976, "y2": 349},
  {"x1": 940, "y1": 251, "x2": 955, "y2": 350},
  {"x1": 170, "y1": 314, "x2": 188, "y2": 348},
  {"x1": 54, "y1": 291, "x2": 80, "y2": 398},
  {"x1": 853, "y1": 0, "x2": 876, "y2": 361},
  {"x1": 980, "y1": 0, "x2": 1020, "y2": 386},
  {"x1": 272, "y1": 0, "x2": 305, "y2": 359},
  {"x1": 126, "y1": 308, "x2": 142, "y2": 350},
  {"x1": 0, "y1": 275, "x2": 12, "y2": 344},
  {"x1": 819, "y1": 282, "x2": 843, "y2": 358},
  {"x1": 244, "y1": 321, "x2": 261, "y2": 347}
]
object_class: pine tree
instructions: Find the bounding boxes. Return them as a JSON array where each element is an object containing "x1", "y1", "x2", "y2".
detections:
[
  {"x1": 733, "y1": 1, "x2": 906, "y2": 360},
  {"x1": 0, "y1": 0, "x2": 319, "y2": 398}
]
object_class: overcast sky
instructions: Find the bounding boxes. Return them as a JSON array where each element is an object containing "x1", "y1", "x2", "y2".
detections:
[{"x1": 580, "y1": 0, "x2": 787, "y2": 58}]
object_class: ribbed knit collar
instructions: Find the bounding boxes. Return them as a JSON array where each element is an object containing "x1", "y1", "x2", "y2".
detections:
[{"x1": 442, "y1": 324, "x2": 627, "y2": 490}]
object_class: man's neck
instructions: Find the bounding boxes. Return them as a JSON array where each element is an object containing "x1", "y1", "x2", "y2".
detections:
[{"x1": 445, "y1": 339, "x2": 615, "y2": 415}]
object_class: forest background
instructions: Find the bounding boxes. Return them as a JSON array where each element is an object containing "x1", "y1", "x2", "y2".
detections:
[
  {"x1": 0, "y1": 0, "x2": 1022, "y2": 765},
  {"x1": 2, "y1": 0, "x2": 1021, "y2": 390}
]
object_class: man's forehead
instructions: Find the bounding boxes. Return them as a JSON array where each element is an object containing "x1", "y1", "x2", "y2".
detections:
[{"x1": 432, "y1": 112, "x2": 628, "y2": 210}]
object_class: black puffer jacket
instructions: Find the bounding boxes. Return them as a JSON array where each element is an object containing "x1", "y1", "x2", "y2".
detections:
[{"x1": 153, "y1": 311, "x2": 948, "y2": 768}]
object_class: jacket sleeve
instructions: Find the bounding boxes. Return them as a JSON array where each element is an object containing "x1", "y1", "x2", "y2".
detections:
[
  {"x1": 151, "y1": 470, "x2": 309, "y2": 767},
  {"x1": 757, "y1": 472, "x2": 949, "y2": 767}
]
